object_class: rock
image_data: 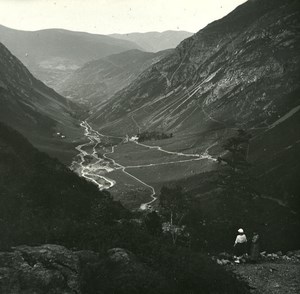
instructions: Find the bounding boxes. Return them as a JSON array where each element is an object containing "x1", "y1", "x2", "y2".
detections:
[
  {"x1": 216, "y1": 258, "x2": 232, "y2": 265},
  {"x1": 276, "y1": 251, "x2": 283, "y2": 256},
  {"x1": 75, "y1": 250, "x2": 99, "y2": 266},
  {"x1": 107, "y1": 248, "x2": 135, "y2": 265},
  {"x1": 267, "y1": 253, "x2": 279, "y2": 259},
  {"x1": 79, "y1": 247, "x2": 169, "y2": 293},
  {"x1": 287, "y1": 250, "x2": 300, "y2": 259},
  {"x1": 287, "y1": 251, "x2": 294, "y2": 257},
  {"x1": 0, "y1": 244, "x2": 98, "y2": 294}
]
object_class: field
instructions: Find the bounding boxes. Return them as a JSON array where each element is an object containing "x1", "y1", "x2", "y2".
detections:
[
  {"x1": 70, "y1": 122, "x2": 230, "y2": 209},
  {"x1": 126, "y1": 158, "x2": 217, "y2": 192},
  {"x1": 110, "y1": 141, "x2": 196, "y2": 166},
  {"x1": 107, "y1": 169, "x2": 153, "y2": 210},
  {"x1": 103, "y1": 138, "x2": 219, "y2": 208}
]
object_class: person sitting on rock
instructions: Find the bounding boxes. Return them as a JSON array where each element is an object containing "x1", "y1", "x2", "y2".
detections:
[{"x1": 233, "y1": 228, "x2": 248, "y2": 262}]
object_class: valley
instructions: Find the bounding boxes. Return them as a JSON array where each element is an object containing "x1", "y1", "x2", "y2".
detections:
[
  {"x1": 71, "y1": 120, "x2": 218, "y2": 209},
  {"x1": 0, "y1": 0, "x2": 299, "y2": 293}
]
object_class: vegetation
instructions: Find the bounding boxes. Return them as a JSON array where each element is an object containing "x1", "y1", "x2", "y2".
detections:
[
  {"x1": 159, "y1": 186, "x2": 189, "y2": 245},
  {"x1": 160, "y1": 130, "x2": 300, "y2": 253},
  {"x1": 138, "y1": 130, "x2": 173, "y2": 142}
]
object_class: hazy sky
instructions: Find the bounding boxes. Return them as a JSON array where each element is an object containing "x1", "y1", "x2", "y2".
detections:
[{"x1": 0, "y1": 0, "x2": 247, "y2": 34}]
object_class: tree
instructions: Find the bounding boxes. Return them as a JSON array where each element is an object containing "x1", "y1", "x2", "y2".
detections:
[
  {"x1": 159, "y1": 186, "x2": 189, "y2": 245},
  {"x1": 220, "y1": 129, "x2": 252, "y2": 169},
  {"x1": 217, "y1": 129, "x2": 255, "y2": 196},
  {"x1": 144, "y1": 211, "x2": 162, "y2": 236}
]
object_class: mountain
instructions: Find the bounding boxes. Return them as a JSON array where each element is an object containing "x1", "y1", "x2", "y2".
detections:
[
  {"x1": 89, "y1": 0, "x2": 300, "y2": 207},
  {"x1": 0, "y1": 42, "x2": 83, "y2": 163},
  {"x1": 110, "y1": 30, "x2": 193, "y2": 52},
  {"x1": 0, "y1": 25, "x2": 141, "y2": 90},
  {"x1": 58, "y1": 49, "x2": 173, "y2": 107}
]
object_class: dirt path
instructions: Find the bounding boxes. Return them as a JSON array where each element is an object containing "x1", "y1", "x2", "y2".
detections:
[{"x1": 229, "y1": 262, "x2": 300, "y2": 294}]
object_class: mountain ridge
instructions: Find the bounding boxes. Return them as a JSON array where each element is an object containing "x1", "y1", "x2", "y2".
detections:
[
  {"x1": 109, "y1": 30, "x2": 193, "y2": 52},
  {"x1": 0, "y1": 42, "x2": 83, "y2": 163},
  {"x1": 0, "y1": 24, "x2": 141, "y2": 90},
  {"x1": 58, "y1": 48, "x2": 173, "y2": 107}
]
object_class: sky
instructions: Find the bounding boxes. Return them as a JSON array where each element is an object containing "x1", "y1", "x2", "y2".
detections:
[{"x1": 0, "y1": 0, "x2": 247, "y2": 35}]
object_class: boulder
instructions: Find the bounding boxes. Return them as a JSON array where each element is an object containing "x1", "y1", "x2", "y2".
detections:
[
  {"x1": 107, "y1": 248, "x2": 135, "y2": 265},
  {"x1": 216, "y1": 258, "x2": 232, "y2": 265}
]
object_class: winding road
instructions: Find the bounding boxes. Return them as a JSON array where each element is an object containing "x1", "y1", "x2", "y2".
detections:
[{"x1": 71, "y1": 121, "x2": 217, "y2": 210}]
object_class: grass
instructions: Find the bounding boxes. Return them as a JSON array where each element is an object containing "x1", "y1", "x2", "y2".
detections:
[
  {"x1": 110, "y1": 141, "x2": 196, "y2": 166},
  {"x1": 107, "y1": 169, "x2": 153, "y2": 209},
  {"x1": 126, "y1": 158, "x2": 217, "y2": 193}
]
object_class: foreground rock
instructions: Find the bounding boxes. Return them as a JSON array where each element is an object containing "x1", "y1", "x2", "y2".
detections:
[
  {"x1": 0, "y1": 244, "x2": 87, "y2": 293},
  {"x1": 0, "y1": 245, "x2": 166, "y2": 294}
]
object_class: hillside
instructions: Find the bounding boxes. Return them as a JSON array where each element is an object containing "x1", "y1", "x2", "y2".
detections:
[
  {"x1": 110, "y1": 30, "x2": 193, "y2": 52},
  {"x1": 0, "y1": 25, "x2": 141, "y2": 90},
  {"x1": 0, "y1": 42, "x2": 83, "y2": 163},
  {"x1": 58, "y1": 49, "x2": 172, "y2": 107},
  {"x1": 89, "y1": 0, "x2": 300, "y2": 206},
  {"x1": 0, "y1": 121, "x2": 122, "y2": 249},
  {"x1": 0, "y1": 122, "x2": 251, "y2": 294}
]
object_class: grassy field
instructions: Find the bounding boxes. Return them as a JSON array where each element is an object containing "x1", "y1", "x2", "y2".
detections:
[
  {"x1": 107, "y1": 169, "x2": 153, "y2": 209},
  {"x1": 110, "y1": 141, "x2": 196, "y2": 166},
  {"x1": 141, "y1": 127, "x2": 234, "y2": 157},
  {"x1": 126, "y1": 158, "x2": 218, "y2": 193},
  {"x1": 70, "y1": 123, "x2": 230, "y2": 208},
  {"x1": 98, "y1": 135, "x2": 221, "y2": 208}
]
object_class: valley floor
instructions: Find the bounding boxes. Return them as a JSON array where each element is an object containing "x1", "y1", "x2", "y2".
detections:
[{"x1": 72, "y1": 121, "x2": 218, "y2": 209}]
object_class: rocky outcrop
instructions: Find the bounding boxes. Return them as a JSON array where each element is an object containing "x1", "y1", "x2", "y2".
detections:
[
  {"x1": 81, "y1": 247, "x2": 169, "y2": 294},
  {"x1": 0, "y1": 245, "x2": 166, "y2": 294},
  {"x1": 0, "y1": 244, "x2": 85, "y2": 294}
]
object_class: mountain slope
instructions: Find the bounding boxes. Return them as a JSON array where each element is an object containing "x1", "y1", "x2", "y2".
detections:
[
  {"x1": 89, "y1": 0, "x2": 300, "y2": 204},
  {"x1": 110, "y1": 30, "x2": 193, "y2": 52},
  {"x1": 0, "y1": 122, "x2": 251, "y2": 294},
  {"x1": 0, "y1": 25, "x2": 141, "y2": 90},
  {"x1": 58, "y1": 49, "x2": 172, "y2": 107},
  {"x1": 91, "y1": 0, "x2": 300, "y2": 133},
  {"x1": 0, "y1": 121, "x2": 115, "y2": 247},
  {"x1": 0, "y1": 42, "x2": 83, "y2": 163}
]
